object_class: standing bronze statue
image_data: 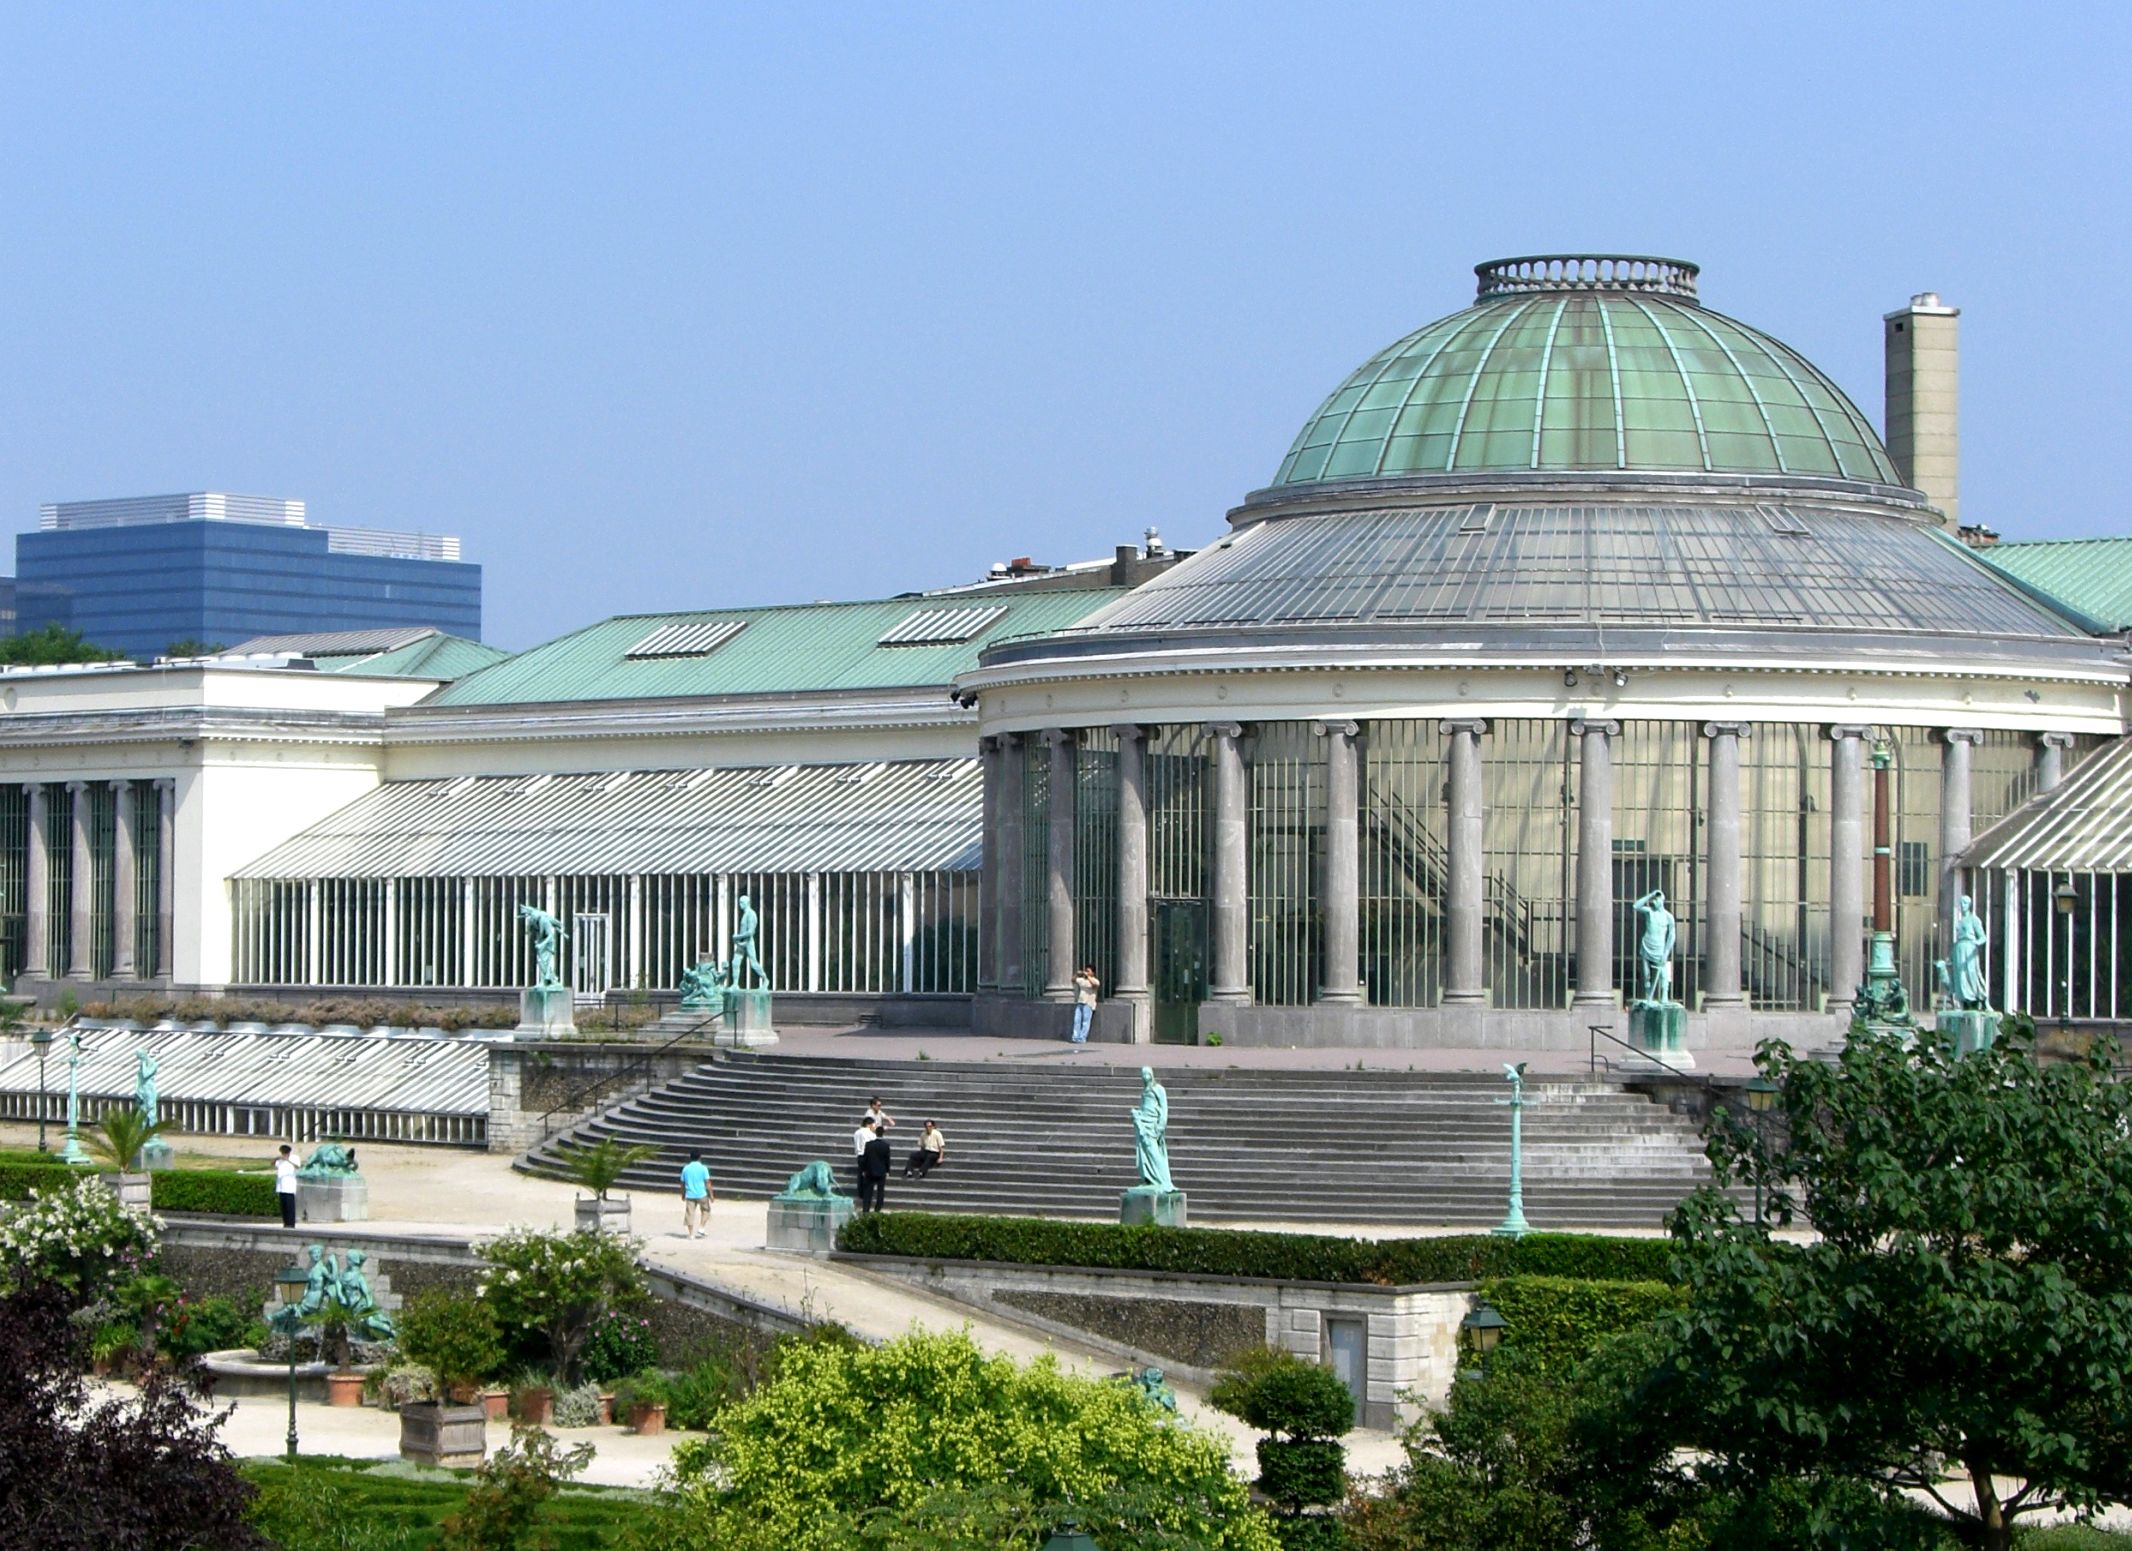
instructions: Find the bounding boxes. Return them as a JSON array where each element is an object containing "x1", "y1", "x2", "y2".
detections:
[
  {"x1": 517, "y1": 903, "x2": 565, "y2": 990},
  {"x1": 1633, "y1": 889, "x2": 1677, "y2": 1004},
  {"x1": 730, "y1": 894, "x2": 769, "y2": 989}
]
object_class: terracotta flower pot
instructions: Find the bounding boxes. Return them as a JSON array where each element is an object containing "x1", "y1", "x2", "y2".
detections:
[
  {"x1": 511, "y1": 1386, "x2": 554, "y2": 1424},
  {"x1": 596, "y1": 1392, "x2": 615, "y2": 1425},
  {"x1": 480, "y1": 1388, "x2": 509, "y2": 1421},
  {"x1": 628, "y1": 1401, "x2": 666, "y2": 1436},
  {"x1": 326, "y1": 1372, "x2": 366, "y2": 1407}
]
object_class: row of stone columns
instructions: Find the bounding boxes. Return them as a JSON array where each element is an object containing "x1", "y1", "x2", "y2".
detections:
[
  {"x1": 977, "y1": 721, "x2": 2070, "y2": 1017},
  {"x1": 21, "y1": 778, "x2": 175, "y2": 982}
]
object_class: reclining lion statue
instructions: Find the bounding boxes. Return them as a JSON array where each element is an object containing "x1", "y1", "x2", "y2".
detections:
[{"x1": 778, "y1": 1159, "x2": 845, "y2": 1200}]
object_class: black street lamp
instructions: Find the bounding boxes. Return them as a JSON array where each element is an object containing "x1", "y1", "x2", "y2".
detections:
[
  {"x1": 1744, "y1": 1076, "x2": 1779, "y2": 1228},
  {"x1": 2054, "y1": 879, "x2": 2079, "y2": 1020},
  {"x1": 30, "y1": 1028, "x2": 52, "y2": 1152},
  {"x1": 272, "y1": 1262, "x2": 310, "y2": 1461},
  {"x1": 1460, "y1": 1299, "x2": 1507, "y2": 1373}
]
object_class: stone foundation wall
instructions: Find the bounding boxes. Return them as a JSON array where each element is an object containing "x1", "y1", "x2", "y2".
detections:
[{"x1": 487, "y1": 1044, "x2": 707, "y2": 1155}]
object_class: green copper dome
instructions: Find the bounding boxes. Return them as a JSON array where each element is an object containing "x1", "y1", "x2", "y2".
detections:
[{"x1": 1273, "y1": 255, "x2": 1900, "y2": 488}]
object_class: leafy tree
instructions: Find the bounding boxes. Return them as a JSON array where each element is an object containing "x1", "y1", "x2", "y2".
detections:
[
  {"x1": 477, "y1": 1226, "x2": 646, "y2": 1385},
  {"x1": 0, "y1": 623, "x2": 124, "y2": 665},
  {"x1": 1665, "y1": 1019, "x2": 2132, "y2": 1551},
  {"x1": 162, "y1": 638, "x2": 227, "y2": 659},
  {"x1": 398, "y1": 1289, "x2": 505, "y2": 1399},
  {"x1": 0, "y1": 1281, "x2": 264, "y2": 1549},
  {"x1": 1211, "y1": 1347, "x2": 1356, "y2": 1550},
  {"x1": 659, "y1": 1327, "x2": 1278, "y2": 1551}
]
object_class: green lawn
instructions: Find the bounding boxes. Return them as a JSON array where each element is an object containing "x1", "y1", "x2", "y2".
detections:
[
  {"x1": 240, "y1": 1457, "x2": 668, "y2": 1550},
  {"x1": 2022, "y1": 1528, "x2": 2132, "y2": 1549}
]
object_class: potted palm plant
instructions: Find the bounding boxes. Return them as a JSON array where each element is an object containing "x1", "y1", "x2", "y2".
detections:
[
  {"x1": 395, "y1": 1290, "x2": 503, "y2": 1467},
  {"x1": 561, "y1": 1136, "x2": 656, "y2": 1236},
  {"x1": 83, "y1": 1106, "x2": 169, "y2": 1211}
]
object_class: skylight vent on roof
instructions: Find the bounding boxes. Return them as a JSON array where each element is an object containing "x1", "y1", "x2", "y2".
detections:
[
  {"x1": 1757, "y1": 505, "x2": 1811, "y2": 537},
  {"x1": 877, "y1": 605, "x2": 1008, "y2": 647},
  {"x1": 626, "y1": 620, "x2": 747, "y2": 659}
]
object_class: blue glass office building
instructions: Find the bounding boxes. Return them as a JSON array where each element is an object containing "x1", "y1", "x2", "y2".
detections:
[{"x1": 15, "y1": 494, "x2": 481, "y2": 659}]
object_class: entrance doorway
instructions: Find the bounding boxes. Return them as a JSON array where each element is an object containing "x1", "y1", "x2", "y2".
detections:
[
  {"x1": 1152, "y1": 899, "x2": 1206, "y2": 1045},
  {"x1": 571, "y1": 912, "x2": 613, "y2": 1006},
  {"x1": 1322, "y1": 1317, "x2": 1368, "y2": 1426}
]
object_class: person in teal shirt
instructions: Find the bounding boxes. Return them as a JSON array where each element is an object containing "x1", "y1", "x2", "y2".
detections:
[{"x1": 680, "y1": 1152, "x2": 713, "y2": 1239}]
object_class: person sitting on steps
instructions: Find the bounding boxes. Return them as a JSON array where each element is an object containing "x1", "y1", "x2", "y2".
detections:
[{"x1": 903, "y1": 1119, "x2": 947, "y2": 1178}]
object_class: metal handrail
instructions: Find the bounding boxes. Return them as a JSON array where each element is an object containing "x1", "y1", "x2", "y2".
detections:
[
  {"x1": 1586, "y1": 1021, "x2": 1720, "y2": 1092},
  {"x1": 533, "y1": 1012, "x2": 722, "y2": 1140}
]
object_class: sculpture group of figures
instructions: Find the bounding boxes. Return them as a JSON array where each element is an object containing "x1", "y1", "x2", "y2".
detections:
[
  {"x1": 273, "y1": 1243, "x2": 395, "y2": 1343},
  {"x1": 679, "y1": 893, "x2": 772, "y2": 1008}
]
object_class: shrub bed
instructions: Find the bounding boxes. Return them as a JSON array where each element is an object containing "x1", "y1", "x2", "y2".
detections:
[
  {"x1": 150, "y1": 1169, "x2": 279, "y2": 1217},
  {"x1": 1473, "y1": 1274, "x2": 1686, "y2": 1373},
  {"x1": 837, "y1": 1213, "x2": 1674, "y2": 1285},
  {"x1": 81, "y1": 993, "x2": 519, "y2": 1031}
]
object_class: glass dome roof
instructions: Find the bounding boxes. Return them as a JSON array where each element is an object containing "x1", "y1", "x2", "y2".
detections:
[{"x1": 1273, "y1": 255, "x2": 1900, "y2": 488}]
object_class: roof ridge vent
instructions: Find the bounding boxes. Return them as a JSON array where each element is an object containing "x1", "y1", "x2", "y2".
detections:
[{"x1": 1475, "y1": 254, "x2": 1699, "y2": 302}]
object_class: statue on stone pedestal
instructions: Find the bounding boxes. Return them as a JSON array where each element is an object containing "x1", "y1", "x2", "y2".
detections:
[
  {"x1": 778, "y1": 1159, "x2": 845, "y2": 1200},
  {"x1": 680, "y1": 957, "x2": 730, "y2": 1011},
  {"x1": 517, "y1": 904, "x2": 565, "y2": 990},
  {"x1": 729, "y1": 894, "x2": 769, "y2": 989},
  {"x1": 1130, "y1": 1066, "x2": 1173, "y2": 1193},
  {"x1": 1950, "y1": 894, "x2": 1991, "y2": 1011},
  {"x1": 298, "y1": 1142, "x2": 360, "y2": 1177},
  {"x1": 134, "y1": 1050, "x2": 158, "y2": 1127},
  {"x1": 1633, "y1": 889, "x2": 1677, "y2": 1004}
]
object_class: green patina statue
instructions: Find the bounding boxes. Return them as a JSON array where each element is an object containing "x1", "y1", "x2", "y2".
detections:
[
  {"x1": 1116, "y1": 1365, "x2": 1177, "y2": 1412},
  {"x1": 335, "y1": 1249, "x2": 395, "y2": 1342},
  {"x1": 518, "y1": 903, "x2": 566, "y2": 990},
  {"x1": 298, "y1": 1142, "x2": 359, "y2": 1177},
  {"x1": 1130, "y1": 1066, "x2": 1174, "y2": 1193},
  {"x1": 1950, "y1": 894, "x2": 1992, "y2": 1010},
  {"x1": 134, "y1": 1050, "x2": 159, "y2": 1127},
  {"x1": 1632, "y1": 889, "x2": 1677, "y2": 1004},
  {"x1": 778, "y1": 1159, "x2": 846, "y2": 1200},
  {"x1": 730, "y1": 894, "x2": 769, "y2": 989},
  {"x1": 680, "y1": 957, "x2": 730, "y2": 1011}
]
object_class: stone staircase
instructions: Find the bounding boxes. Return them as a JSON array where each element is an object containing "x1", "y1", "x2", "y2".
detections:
[{"x1": 520, "y1": 1053, "x2": 1725, "y2": 1230}]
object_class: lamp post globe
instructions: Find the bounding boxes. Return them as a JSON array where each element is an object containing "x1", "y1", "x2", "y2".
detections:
[{"x1": 1460, "y1": 1298, "x2": 1508, "y2": 1371}]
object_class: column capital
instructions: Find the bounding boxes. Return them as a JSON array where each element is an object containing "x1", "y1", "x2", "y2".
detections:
[
  {"x1": 1040, "y1": 727, "x2": 1077, "y2": 749},
  {"x1": 64, "y1": 778, "x2": 89, "y2": 796},
  {"x1": 1441, "y1": 717, "x2": 1489, "y2": 736},
  {"x1": 1568, "y1": 718, "x2": 1620, "y2": 739},
  {"x1": 1311, "y1": 718, "x2": 1358, "y2": 739},
  {"x1": 978, "y1": 734, "x2": 1005, "y2": 755},
  {"x1": 1940, "y1": 727, "x2": 1985, "y2": 746},
  {"x1": 1827, "y1": 723, "x2": 1873, "y2": 743},
  {"x1": 108, "y1": 777, "x2": 131, "y2": 793},
  {"x1": 2038, "y1": 731, "x2": 2076, "y2": 750},
  {"x1": 1109, "y1": 722, "x2": 1148, "y2": 744},
  {"x1": 1203, "y1": 720, "x2": 1244, "y2": 740},
  {"x1": 1701, "y1": 720, "x2": 1753, "y2": 739}
]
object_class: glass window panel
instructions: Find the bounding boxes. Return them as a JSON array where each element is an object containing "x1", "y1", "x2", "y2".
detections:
[{"x1": 1621, "y1": 428, "x2": 1704, "y2": 464}]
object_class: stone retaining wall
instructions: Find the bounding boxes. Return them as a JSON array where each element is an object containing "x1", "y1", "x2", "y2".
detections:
[
  {"x1": 486, "y1": 1043, "x2": 708, "y2": 1154},
  {"x1": 837, "y1": 1252, "x2": 1473, "y2": 1428}
]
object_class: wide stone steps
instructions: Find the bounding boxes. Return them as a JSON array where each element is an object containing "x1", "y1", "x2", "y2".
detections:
[{"x1": 519, "y1": 1052, "x2": 1724, "y2": 1229}]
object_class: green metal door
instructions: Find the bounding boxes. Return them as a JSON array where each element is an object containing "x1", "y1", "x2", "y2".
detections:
[{"x1": 1153, "y1": 899, "x2": 1206, "y2": 1045}]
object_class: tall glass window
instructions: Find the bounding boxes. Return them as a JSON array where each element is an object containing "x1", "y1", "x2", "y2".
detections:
[
  {"x1": 1741, "y1": 724, "x2": 1831, "y2": 1010},
  {"x1": 1479, "y1": 720, "x2": 1574, "y2": 1008},
  {"x1": 1073, "y1": 730, "x2": 1120, "y2": 995},
  {"x1": 1360, "y1": 719, "x2": 1444, "y2": 1007},
  {"x1": 1611, "y1": 721, "x2": 1703, "y2": 1005},
  {"x1": 1248, "y1": 723, "x2": 1323, "y2": 1006}
]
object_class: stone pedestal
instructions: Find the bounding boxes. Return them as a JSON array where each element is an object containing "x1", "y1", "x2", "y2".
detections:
[
  {"x1": 1938, "y1": 1009, "x2": 2000, "y2": 1057},
  {"x1": 298, "y1": 1174, "x2": 370, "y2": 1224},
  {"x1": 1119, "y1": 1187, "x2": 1187, "y2": 1228},
  {"x1": 766, "y1": 1194, "x2": 854, "y2": 1254},
  {"x1": 518, "y1": 986, "x2": 576, "y2": 1038},
  {"x1": 139, "y1": 1138, "x2": 176, "y2": 1172},
  {"x1": 575, "y1": 1195, "x2": 631, "y2": 1235},
  {"x1": 720, "y1": 988, "x2": 778, "y2": 1047},
  {"x1": 1624, "y1": 1001, "x2": 1693, "y2": 1072}
]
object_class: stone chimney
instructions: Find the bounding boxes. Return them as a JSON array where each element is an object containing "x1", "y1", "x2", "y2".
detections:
[{"x1": 1884, "y1": 292, "x2": 1960, "y2": 527}]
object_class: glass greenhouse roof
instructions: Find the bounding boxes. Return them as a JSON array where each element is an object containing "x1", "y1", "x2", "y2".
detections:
[
  {"x1": 1272, "y1": 291, "x2": 1900, "y2": 488},
  {"x1": 1053, "y1": 503, "x2": 2091, "y2": 641}
]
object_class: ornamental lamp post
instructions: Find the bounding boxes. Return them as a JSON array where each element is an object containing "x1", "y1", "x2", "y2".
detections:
[
  {"x1": 1040, "y1": 1526, "x2": 1101, "y2": 1551},
  {"x1": 1460, "y1": 1298, "x2": 1508, "y2": 1372},
  {"x1": 2054, "y1": 879, "x2": 2079, "y2": 1019},
  {"x1": 1744, "y1": 1076, "x2": 1779, "y2": 1228},
  {"x1": 273, "y1": 1262, "x2": 310, "y2": 1461},
  {"x1": 30, "y1": 1027, "x2": 51, "y2": 1152},
  {"x1": 1491, "y1": 1062, "x2": 1532, "y2": 1238}
]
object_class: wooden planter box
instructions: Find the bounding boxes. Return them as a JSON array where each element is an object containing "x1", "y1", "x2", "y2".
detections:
[
  {"x1": 628, "y1": 1402, "x2": 667, "y2": 1436},
  {"x1": 325, "y1": 1372, "x2": 366, "y2": 1407},
  {"x1": 575, "y1": 1196, "x2": 631, "y2": 1235},
  {"x1": 398, "y1": 1402, "x2": 488, "y2": 1468}
]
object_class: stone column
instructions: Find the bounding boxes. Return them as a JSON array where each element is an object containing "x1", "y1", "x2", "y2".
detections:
[
  {"x1": 1315, "y1": 720, "x2": 1362, "y2": 1005},
  {"x1": 1043, "y1": 729, "x2": 1078, "y2": 1001},
  {"x1": 2037, "y1": 732, "x2": 2074, "y2": 793},
  {"x1": 995, "y1": 737, "x2": 1025, "y2": 996},
  {"x1": 975, "y1": 737, "x2": 1002, "y2": 994},
  {"x1": 1113, "y1": 725, "x2": 1151, "y2": 1034},
  {"x1": 1207, "y1": 722, "x2": 1250, "y2": 1005},
  {"x1": 1441, "y1": 719, "x2": 1488, "y2": 1006},
  {"x1": 154, "y1": 779, "x2": 176, "y2": 980},
  {"x1": 1570, "y1": 720, "x2": 1620, "y2": 1009},
  {"x1": 1939, "y1": 728, "x2": 1983, "y2": 947},
  {"x1": 110, "y1": 781, "x2": 136, "y2": 979},
  {"x1": 23, "y1": 784, "x2": 49, "y2": 978},
  {"x1": 1702, "y1": 723, "x2": 1750, "y2": 1007},
  {"x1": 66, "y1": 781, "x2": 92, "y2": 980},
  {"x1": 1827, "y1": 725, "x2": 1870, "y2": 1016}
]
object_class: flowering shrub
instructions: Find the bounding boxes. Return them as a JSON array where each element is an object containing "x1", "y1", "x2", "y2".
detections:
[
  {"x1": 0, "y1": 1172, "x2": 161, "y2": 1303},
  {"x1": 579, "y1": 1308, "x2": 659, "y2": 1384},
  {"x1": 478, "y1": 1227, "x2": 646, "y2": 1387}
]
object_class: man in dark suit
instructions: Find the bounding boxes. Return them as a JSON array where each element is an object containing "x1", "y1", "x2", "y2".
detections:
[{"x1": 859, "y1": 1123, "x2": 895, "y2": 1213}]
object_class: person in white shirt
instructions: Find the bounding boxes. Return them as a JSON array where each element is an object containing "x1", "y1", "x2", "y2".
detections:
[
  {"x1": 274, "y1": 1144, "x2": 300, "y2": 1228},
  {"x1": 865, "y1": 1097, "x2": 896, "y2": 1133},
  {"x1": 852, "y1": 1117, "x2": 876, "y2": 1195}
]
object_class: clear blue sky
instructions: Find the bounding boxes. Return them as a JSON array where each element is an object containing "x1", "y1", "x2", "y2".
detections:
[{"x1": 2, "y1": 4, "x2": 2125, "y2": 648}]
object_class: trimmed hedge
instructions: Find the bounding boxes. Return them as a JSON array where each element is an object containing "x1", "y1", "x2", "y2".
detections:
[
  {"x1": 152, "y1": 1169, "x2": 279, "y2": 1217},
  {"x1": 836, "y1": 1212, "x2": 1675, "y2": 1286},
  {"x1": 0, "y1": 1159, "x2": 66, "y2": 1200},
  {"x1": 1474, "y1": 1273, "x2": 1686, "y2": 1373}
]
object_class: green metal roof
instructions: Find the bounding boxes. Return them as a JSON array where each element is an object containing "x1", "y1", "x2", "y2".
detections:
[
  {"x1": 1274, "y1": 257, "x2": 1899, "y2": 488},
  {"x1": 428, "y1": 588, "x2": 1128, "y2": 706},
  {"x1": 322, "y1": 634, "x2": 510, "y2": 680},
  {"x1": 1983, "y1": 539, "x2": 2132, "y2": 632}
]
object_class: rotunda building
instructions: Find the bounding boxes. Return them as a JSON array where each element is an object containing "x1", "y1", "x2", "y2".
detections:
[{"x1": 962, "y1": 255, "x2": 2130, "y2": 1051}]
